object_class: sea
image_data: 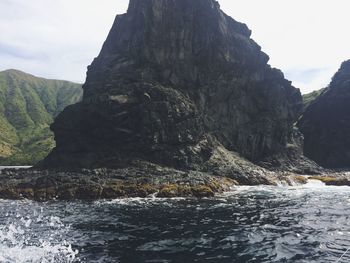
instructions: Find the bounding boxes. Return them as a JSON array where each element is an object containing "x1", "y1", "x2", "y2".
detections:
[{"x1": 0, "y1": 166, "x2": 350, "y2": 262}]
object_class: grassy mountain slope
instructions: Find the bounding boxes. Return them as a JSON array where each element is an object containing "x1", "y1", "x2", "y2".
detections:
[
  {"x1": 302, "y1": 88, "x2": 326, "y2": 110},
  {"x1": 0, "y1": 69, "x2": 82, "y2": 165}
]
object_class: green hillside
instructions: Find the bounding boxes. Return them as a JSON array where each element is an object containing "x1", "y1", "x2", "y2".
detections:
[
  {"x1": 0, "y1": 69, "x2": 82, "y2": 165},
  {"x1": 302, "y1": 88, "x2": 325, "y2": 110}
]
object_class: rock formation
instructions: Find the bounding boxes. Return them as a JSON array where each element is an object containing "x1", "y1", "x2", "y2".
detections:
[
  {"x1": 298, "y1": 60, "x2": 350, "y2": 168},
  {"x1": 40, "y1": 0, "x2": 302, "y2": 183}
]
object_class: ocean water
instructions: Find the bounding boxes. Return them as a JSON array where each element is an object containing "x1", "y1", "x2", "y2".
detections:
[{"x1": 0, "y1": 180, "x2": 350, "y2": 263}]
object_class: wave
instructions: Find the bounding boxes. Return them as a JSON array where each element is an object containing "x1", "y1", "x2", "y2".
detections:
[{"x1": 0, "y1": 202, "x2": 78, "y2": 263}]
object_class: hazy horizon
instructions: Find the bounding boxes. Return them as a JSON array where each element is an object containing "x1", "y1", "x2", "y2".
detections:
[{"x1": 1, "y1": 0, "x2": 350, "y2": 94}]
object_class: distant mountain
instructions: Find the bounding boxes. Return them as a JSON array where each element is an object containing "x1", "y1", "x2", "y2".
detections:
[
  {"x1": 0, "y1": 69, "x2": 82, "y2": 165},
  {"x1": 302, "y1": 88, "x2": 326, "y2": 110}
]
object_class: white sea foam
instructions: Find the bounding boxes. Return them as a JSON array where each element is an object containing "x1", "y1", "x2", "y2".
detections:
[
  {"x1": 0, "y1": 212, "x2": 78, "y2": 263},
  {"x1": 94, "y1": 196, "x2": 188, "y2": 207},
  {"x1": 0, "y1": 242, "x2": 78, "y2": 263}
]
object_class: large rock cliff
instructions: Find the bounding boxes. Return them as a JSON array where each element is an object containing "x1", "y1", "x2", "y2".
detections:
[
  {"x1": 40, "y1": 0, "x2": 302, "y2": 181},
  {"x1": 298, "y1": 60, "x2": 350, "y2": 168}
]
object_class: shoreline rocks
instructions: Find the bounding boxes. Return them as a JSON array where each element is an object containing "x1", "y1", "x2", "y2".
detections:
[
  {"x1": 0, "y1": 164, "x2": 236, "y2": 201},
  {"x1": 308, "y1": 174, "x2": 350, "y2": 186},
  {"x1": 1, "y1": 161, "x2": 348, "y2": 201},
  {"x1": 3, "y1": 169, "x2": 350, "y2": 201},
  {"x1": 0, "y1": 162, "x2": 313, "y2": 201}
]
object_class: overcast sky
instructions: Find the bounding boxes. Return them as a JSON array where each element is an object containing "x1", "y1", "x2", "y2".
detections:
[{"x1": 1, "y1": 0, "x2": 350, "y2": 94}]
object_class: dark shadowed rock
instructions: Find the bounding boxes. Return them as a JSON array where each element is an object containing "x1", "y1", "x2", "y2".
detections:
[
  {"x1": 298, "y1": 60, "x2": 350, "y2": 168},
  {"x1": 39, "y1": 0, "x2": 302, "y2": 183},
  {"x1": 258, "y1": 127, "x2": 324, "y2": 174}
]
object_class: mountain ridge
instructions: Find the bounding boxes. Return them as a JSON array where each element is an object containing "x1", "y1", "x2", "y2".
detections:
[{"x1": 0, "y1": 69, "x2": 83, "y2": 165}]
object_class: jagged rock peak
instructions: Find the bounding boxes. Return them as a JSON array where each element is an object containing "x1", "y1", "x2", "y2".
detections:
[
  {"x1": 328, "y1": 60, "x2": 350, "y2": 90},
  {"x1": 83, "y1": 0, "x2": 267, "y2": 100},
  {"x1": 125, "y1": 0, "x2": 251, "y2": 36},
  {"x1": 41, "y1": 0, "x2": 302, "y2": 173}
]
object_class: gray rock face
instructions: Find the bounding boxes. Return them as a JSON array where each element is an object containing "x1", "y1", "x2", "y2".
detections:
[
  {"x1": 41, "y1": 0, "x2": 302, "y2": 176},
  {"x1": 298, "y1": 60, "x2": 350, "y2": 168}
]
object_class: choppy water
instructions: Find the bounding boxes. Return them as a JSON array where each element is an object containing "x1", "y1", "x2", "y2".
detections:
[{"x1": 1, "y1": 180, "x2": 350, "y2": 262}]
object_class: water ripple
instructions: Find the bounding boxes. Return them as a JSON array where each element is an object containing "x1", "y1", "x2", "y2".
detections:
[{"x1": 1, "y1": 181, "x2": 350, "y2": 262}]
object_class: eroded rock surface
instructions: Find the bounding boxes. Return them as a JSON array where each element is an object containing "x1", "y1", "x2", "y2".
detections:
[
  {"x1": 0, "y1": 165, "x2": 236, "y2": 201},
  {"x1": 0, "y1": 164, "x2": 311, "y2": 201}
]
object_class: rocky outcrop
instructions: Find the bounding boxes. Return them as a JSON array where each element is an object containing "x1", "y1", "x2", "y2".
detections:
[
  {"x1": 298, "y1": 60, "x2": 350, "y2": 168},
  {"x1": 39, "y1": 0, "x2": 302, "y2": 183},
  {"x1": 258, "y1": 127, "x2": 324, "y2": 174},
  {"x1": 0, "y1": 165, "x2": 311, "y2": 201},
  {"x1": 0, "y1": 165, "x2": 238, "y2": 201}
]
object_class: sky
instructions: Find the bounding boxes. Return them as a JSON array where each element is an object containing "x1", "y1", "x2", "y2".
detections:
[{"x1": 1, "y1": 0, "x2": 350, "y2": 94}]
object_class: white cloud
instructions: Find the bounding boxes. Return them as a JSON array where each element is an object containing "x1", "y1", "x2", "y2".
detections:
[
  {"x1": 219, "y1": 0, "x2": 350, "y2": 93},
  {"x1": 0, "y1": 0, "x2": 349, "y2": 93},
  {"x1": 0, "y1": 0, "x2": 129, "y2": 82}
]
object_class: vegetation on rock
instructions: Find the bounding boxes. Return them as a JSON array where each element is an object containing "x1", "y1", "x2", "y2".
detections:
[
  {"x1": 293, "y1": 175, "x2": 308, "y2": 184},
  {"x1": 0, "y1": 69, "x2": 82, "y2": 165},
  {"x1": 302, "y1": 88, "x2": 325, "y2": 110},
  {"x1": 0, "y1": 166, "x2": 237, "y2": 201},
  {"x1": 309, "y1": 176, "x2": 350, "y2": 186}
]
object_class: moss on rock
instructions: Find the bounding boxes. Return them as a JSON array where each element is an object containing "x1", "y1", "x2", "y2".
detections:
[{"x1": 309, "y1": 176, "x2": 350, "y2": 186}]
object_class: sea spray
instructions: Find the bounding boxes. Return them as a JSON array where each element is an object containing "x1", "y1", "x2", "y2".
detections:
[{"x1": 0, "y1": 200, "x2": 78, "y2": 263}]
